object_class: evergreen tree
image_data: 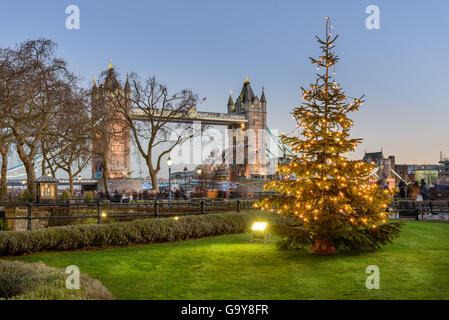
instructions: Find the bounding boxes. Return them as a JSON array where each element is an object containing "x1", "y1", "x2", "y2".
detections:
[{"x1": 256, "y1": 17, "x2": 402, "y2": 254}]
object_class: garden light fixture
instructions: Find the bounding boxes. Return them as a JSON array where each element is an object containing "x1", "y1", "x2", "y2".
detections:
[
  {"x1": 251, "y1": 222, "x2": 270, "y2": 241},
  {"x1": 251, "y1": 222, "x2": 267, "y2": 232}
]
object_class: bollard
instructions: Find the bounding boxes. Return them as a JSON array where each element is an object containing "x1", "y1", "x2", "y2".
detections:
[
  {"x1": 236, "y1": 199, "x2": 241, "y2": 212},
  {"x1": 27, "y1": 203, "x2": 32, "y2": 230},
  {"x1": 97, "y1": 201, "x2": 102, "y2": 224},
  {"x1": 412, "y1": 201, "x2": 418, "y2": 221},
  {"x1": 154, "y1": 199, "x2": 159, "y2": 218},
  {"x1": 200, "y1": 200, "x2": 205, "y2": 214},
  {"x1": 0, "y1": 208, "x2": 5, "y2": 230}
]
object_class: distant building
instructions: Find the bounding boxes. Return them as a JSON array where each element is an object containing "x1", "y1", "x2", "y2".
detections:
[
  {"x1": 391, "y1": 164, "x2": 440, "y2": 186},
  {"x1": 362, "y1": 151, "x2": 384, "y2": 164},
  {"x1": 363, "y1": 151, "x2": 447, "y2": 188},
  {"x1": 394, "y1": 164, "x2": 412, "y2": 183},
  {"x1": 362, "y1": 151, "x2": 397, "y2": 189},
  {"x1": 91, "y1": 63, "x2": 131, "y2": 179},
  {"x1": 227, "y1": 76, "x2": 267, "y2": 180},
  {"x1": 438, "y1": 153, "x2": 449, "y2": 185},
  {"x1": 414, "y1": 169, "x2": 439, "y2": 186}
]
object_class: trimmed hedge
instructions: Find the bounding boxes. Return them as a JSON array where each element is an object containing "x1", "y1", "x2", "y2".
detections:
[
  {"x1": 0, "y1": 211, "x2": 269, "y2": 256},
  {"x1": 0, "y1": 260, "x2": 113, "y2": 300}
]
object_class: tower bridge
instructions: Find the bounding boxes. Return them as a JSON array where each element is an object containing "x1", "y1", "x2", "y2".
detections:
[
  {"x1": 130, "y1": 107, "x2": 248, "y2": 126},
  {"x1": 92, "y1": 65, "x2": 269, "y2": 181},
  {"x1": 7, "y1": 65, "x2": 281, "y2": 183}
]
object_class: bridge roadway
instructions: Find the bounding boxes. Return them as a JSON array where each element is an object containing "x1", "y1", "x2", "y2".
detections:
[
  {"x1": 6, "y1": 179, "x2": 98, "y2": 187},
  {"x1": 130, "y1": 108, "x2": 247, "y2": 126}
]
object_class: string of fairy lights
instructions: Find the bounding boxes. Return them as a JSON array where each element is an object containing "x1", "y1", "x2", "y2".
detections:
[{"x1": 255, "y1": 16, "x2": 393, "y2": 231}]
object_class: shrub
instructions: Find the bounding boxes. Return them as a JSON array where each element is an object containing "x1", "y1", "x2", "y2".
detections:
[
  {"x1": 0, "y1": 211, "x2": 270, "y2": 256},
  {"x1": 0, "y1": 210, "x2": 8, "y2": 231},
  {"x1": 84, "y1": 191, "x2": 94, "y2": 203},
  {"x1": 0, "y1": 260, "x2": 112, "y2": 300},
  {"x1": 17, "y1": 190, "x2": 33, "y2": 204},
  {"x1": 0, "y1": 220, "x2": 9, "y2": 231},
  {"x1": 60, "y1": 190, "x2": 72, "y2": 201}
]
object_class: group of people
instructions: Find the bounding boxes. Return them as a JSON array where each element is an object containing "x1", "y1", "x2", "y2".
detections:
[
  {"x1": 95, "y1": 188, "x2": 189, "y2": 202},
  {"x1": 398, "y1": 179, "x2": 441, "y2": 201},
  {"x1": 4, "y1": 188, "x2": 28, "y2": 202}
]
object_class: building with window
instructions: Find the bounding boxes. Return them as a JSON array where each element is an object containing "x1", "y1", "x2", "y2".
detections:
[
  {"x1": 91, "y1": 63, "x2": 131, "y2": 179},
  {"x1": 413, "y1": 168, "x2": 439, "y2": 186},
  {"x1": 362, "y1": 151, "x2": 397, "y2": 189}
]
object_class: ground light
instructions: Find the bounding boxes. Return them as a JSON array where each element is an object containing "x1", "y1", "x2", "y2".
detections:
[{"x1": 251, "y1": 222, "x2": 271, "y2": 241}]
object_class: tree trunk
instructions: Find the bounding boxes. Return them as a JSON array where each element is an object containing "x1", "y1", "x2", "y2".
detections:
[
  {"x1": 102, "y1": 154, "x2": 109, "y2": 195},
  {"x1": 147, "y1": 158, "x2": 159, "y2": 193},
  {"x1": 16, "y1": 143, "x2": 36, "y2": 199},
  {"x1": 68, "y1": 171, "x2": 74, "y2": 195},
  {"x1": 0, "y1": 149, "x2": 7, "y2": 203},
  {"x1": 310, "y1": 239, "x2": 338, "y2": 255},
  {"x1": 46, "y1": 157, "x2": 56, "y2": 177},
  {"x1": 41, "y1": 153, "x2": 47, "y2": 176},
  {"x1": 150, "y1": 171, "x2": 159, "y2": 193}
]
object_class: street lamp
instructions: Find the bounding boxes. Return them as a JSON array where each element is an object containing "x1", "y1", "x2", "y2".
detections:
[
  {"x1": 183, "y1": 166, "x2": 188, "y2": 193},
  {"x1": 197, "y1": 169, "x2": 202, "y2": 193},
  {"x1": 78, "y1": 176, "x2": 82, "y2": 195},
  {"x1": 167, "y1": 156, "x2": 173, "y2": 200},
  {"x1": 21, "y1": 180, "x2": 26, "y2": 191}
]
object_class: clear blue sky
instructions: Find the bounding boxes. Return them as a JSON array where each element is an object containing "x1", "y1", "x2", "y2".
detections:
[{"x1": 1, "y1": 0, "x2": 449, "y2": 170}]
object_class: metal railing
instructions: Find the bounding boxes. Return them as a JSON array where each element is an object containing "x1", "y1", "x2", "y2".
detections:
[
  {"x1": 3, "y1": 198, "x2": 446, "y2": 232},
  {"x1": 0, "y1": 199, "x2": 257, "y2": 231},
  {"x1": 391, "y1": 200, "x2": 449, "y2": 221}
]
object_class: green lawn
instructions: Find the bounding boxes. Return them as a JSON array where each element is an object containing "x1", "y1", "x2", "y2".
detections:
[{"x1": 6, "y1": 221, "x2": 449, "y2": 299}]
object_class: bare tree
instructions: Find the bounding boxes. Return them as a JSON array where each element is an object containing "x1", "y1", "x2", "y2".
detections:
[
  {"x1": 199, "y1": 150, "x2": 229, "y2": 182},
  {"x1": 45, "y1": 87, "x2": 92, "y2": 194},
  {"x1": 0, "y1": 131, "x2": 12, "y2": 202},
  {"x1": 91, "y1": 119, "x2": 115, "y2": 195},
  {"x1": 106, "y1": 75, "x2": 200, "y2": 192},
  {"x1": 0, "y1": 39, "x2": 75, "y2": 198},
  {"x1": 0, "y1": 45, "x2": 19, "y2": 201}
]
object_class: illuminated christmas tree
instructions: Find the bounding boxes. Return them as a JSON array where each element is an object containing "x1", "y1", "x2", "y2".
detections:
[{"x1": 256, "y1": 17, "x2": 402, "y2": 254}]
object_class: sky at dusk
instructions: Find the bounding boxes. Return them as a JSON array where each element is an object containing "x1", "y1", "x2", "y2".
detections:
[{"x1": 1, "y1": 0, "x2": 449, "y2": 177}]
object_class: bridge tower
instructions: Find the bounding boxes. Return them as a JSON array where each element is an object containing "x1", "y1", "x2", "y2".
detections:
[
  {"x1": 227, "y1": 76, "x2": 267, "y2": 179},
  {"x1": 91, "y1": 62, "x2": 131, "y2": 179}
]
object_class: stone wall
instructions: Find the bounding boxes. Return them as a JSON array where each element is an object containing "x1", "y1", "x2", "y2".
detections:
[
  {"x1": 4, "y1": 206, "x2": 50, "y2": 231},
  {"x1": 236, "y1": 180, "x2": 268, "y2": 193},
  {"x1": 96, "y1": 178, "x2": 144, "y2": 192}
]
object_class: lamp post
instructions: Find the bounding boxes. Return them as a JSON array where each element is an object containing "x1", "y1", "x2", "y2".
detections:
[
  {"x1": 167, "y1": 157, "x2": 173, "y2": 200},
  {"x1": 197, "y1": 169, "x2": 202, "y2": 193},
  {"x1": 183, "y1": 166, "x2": 188, "y2": 194},
  {"x1": 21, "y1": 180, "x2": 26, "y2": 191},
  {"x1": 78, "y1": 176, "x2": 82, "y2": 195}
]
